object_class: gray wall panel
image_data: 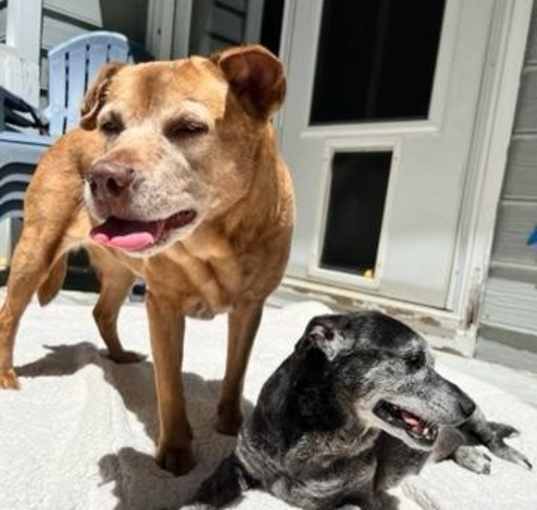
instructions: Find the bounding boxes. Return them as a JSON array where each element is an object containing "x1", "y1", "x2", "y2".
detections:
[
  {"x1": 502, "y1": 137, "x2": 537, "y2": 200},
  {"x1": 525, "y1": 0, "x2": 537, "y2": 63},
  {"x1": 482, "y1": 277, "x2": 537, "y2": 335},
  {"x1": 0, "y1": 4, "x2": 6, "y2": 43},
  {"x1": 484, "y1": 0, "x2": 537, "y2": 339},
  {"x1": 513, "y1": 68, "x2": 537, "y2": 133},
  {"x1": 491, "y1": 202, "x2": 537, "y2": 266}
]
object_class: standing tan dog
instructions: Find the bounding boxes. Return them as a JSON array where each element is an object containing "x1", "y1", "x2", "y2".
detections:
[{"x1": 0, "y1": 45, "x2": 294, "y2": 476}]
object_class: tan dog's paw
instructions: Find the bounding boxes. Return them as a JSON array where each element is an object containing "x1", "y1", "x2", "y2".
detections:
[
  {"x1": 216, "y1": 404, "x2": 243, "y2": 436},
  {"x1": 107, "y1": 350, "x2": 146, "y2": 364},
  {"x1": 0, "y1": 368, "x2": 20, "y2": 390},
  {"x1": 156, "y1": 444, "x2": 196, "y2": 476}
]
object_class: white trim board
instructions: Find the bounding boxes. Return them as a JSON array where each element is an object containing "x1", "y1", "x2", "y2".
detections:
[
  {"x1": 146, "y1": 0, "x2": 176, "y2": 59},
  {"x1": 274, "y1": 277, "x2": 475, "y2": 356},
  {"x1": 172, "y1": 0, "x2": 193, "y2": 58},
  {"x1": 6, "y1": 0, "x2": 42, "y2": 65}
]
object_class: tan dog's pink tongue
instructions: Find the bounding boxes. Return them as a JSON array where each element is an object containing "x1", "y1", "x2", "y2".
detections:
[{"x1": 90, "y1": 217, "x2": 163, "y2": 251}]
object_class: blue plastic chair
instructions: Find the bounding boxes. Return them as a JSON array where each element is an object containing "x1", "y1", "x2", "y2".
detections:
[
  {"x1": 0, "y1": 31, "x2": 149, "y2": 223},
  {"x1": 46, "y1": 31, "x2": 132, "y2": 135}
]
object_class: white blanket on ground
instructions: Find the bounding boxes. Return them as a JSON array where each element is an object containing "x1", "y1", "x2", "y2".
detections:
[{"x1": 0, "y1": 299, "x2": 535, "y2": 510}]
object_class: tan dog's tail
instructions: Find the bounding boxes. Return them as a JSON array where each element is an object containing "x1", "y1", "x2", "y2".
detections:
[{"x1": 38, "y1": 254, "x2": 67, "y2": 306}]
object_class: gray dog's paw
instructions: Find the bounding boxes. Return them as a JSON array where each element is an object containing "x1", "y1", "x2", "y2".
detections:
[
  {"x1": 487, "y1": 421, "x2": 520, "y2": 440},
  {"x1": 453, "y1": 446, "x2": 492, "y2": 475},
  {"x1": 488, "y1": 441, "x2": 533, "y2": 471},
  {"x1": 485, "y1": 427, "x2": 532, "y2": 471},
  {"x1": 181, "y1": 504, "x2": 214, "y2": 510}
]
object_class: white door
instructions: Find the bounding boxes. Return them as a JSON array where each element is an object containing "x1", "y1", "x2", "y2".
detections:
[{"x1": 280, "y1": 0, "x2": 494, "y2": 308}]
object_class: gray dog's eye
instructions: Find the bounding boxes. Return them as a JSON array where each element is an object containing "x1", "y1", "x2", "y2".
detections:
[{"x1": 405, "y1": 352, "x2": 425, "y2": 371}]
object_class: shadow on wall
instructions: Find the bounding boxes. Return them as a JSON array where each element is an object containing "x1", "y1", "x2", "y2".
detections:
[
  {"x1": 99, "y1": 0, "x2": 149, "y2": 45},
  {"x1": 16, "y1": 343, "x2": 254, "y2": 510}
]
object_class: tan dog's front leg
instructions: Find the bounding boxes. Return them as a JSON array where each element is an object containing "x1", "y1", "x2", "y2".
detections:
[
  {"x1": 146, "y1": 292, "x2": 194, "y2": 475},
  {"x1": 217, "y1": 301, "x2": 263, "y2": 435}
]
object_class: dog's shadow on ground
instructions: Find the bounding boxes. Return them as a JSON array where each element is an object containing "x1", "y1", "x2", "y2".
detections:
[{"x1": 16, "y1": 342, "x2": 254, "y2": 510}]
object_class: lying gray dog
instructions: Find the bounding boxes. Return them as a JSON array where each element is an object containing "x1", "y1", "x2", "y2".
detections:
[{"x1": 186, "y1": 312, "x2": 532, "y2": 510}]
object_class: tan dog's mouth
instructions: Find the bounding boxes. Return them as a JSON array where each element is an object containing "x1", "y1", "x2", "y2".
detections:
[{"x1": 90, "y1": 209, "x2": 197, "y2": 252}]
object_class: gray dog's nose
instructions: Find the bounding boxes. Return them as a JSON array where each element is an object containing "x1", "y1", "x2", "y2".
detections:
[{"x1": 88, "y1": 161, "x2": 135, "y2": 200}]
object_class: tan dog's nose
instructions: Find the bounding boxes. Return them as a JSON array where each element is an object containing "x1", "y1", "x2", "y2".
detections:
[{"x1": 88, "y1": 162, "x2": 135, "y2": 201}]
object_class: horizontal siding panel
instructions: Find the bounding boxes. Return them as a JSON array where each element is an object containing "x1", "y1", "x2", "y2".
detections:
[
  {"x1": 210, "y1": 6, "x2": 244, "y2": 43},
  {"x1": 491, "y1": 202, "x2": 537, "y2": 266},
  {"x1": 42, "y1": 15, "x2": 90, "y2": 50},
  {"x1": 513, "y1": 68, "x2": 537, "y2": 133},
  {"x1": 216, "y1": 0, "x2": 247, "y2": 12},
  {"x1": 502, "y1": 137, "x2": 537, "y2": 199},
  {"x1": 481, "y1": 277, "x2": 537, "y2": 335},
  {"x1": 44, "y1": 0, "x2": 103, "y2": 27},
  {"x1": 526, "y1": 1, "x2": 537, "y2": 64},
  {"x1": 489, "y1": 263, "x2": 537, "y2": 284}
]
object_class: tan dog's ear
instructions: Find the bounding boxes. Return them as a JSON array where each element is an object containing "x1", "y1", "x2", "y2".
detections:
[
  {"x1": 80, "y1": 62, "x2": 126, "y2": 130},
  {"x1": 212, "y1": 45, "x2": 286, "y2": 119}
]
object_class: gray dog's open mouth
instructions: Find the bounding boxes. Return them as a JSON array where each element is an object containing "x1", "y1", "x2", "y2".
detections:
[
  {"x1": 90, "y1": 209, "x2": 197, "y2": 252},
  {"x1": 374, "y1": 400, "x2": 438, "y2": 445}
]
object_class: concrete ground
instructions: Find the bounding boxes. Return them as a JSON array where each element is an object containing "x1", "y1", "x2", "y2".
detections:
[
  {"x1": 5, "y1": 289, "x2": 537, "y2": 409},
  {"x1": 437, "y1": 342, "x2": 537, "y2": 409}
]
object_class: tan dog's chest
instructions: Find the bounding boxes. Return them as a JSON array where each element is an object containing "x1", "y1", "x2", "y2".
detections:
[{"x1": 85, "y1": 222, "x2": 272, "y2": 319}]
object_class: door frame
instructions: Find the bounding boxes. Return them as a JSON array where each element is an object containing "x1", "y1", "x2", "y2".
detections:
[{"x1": 276, "y1": 0, "x2": 534, "y2": 355}]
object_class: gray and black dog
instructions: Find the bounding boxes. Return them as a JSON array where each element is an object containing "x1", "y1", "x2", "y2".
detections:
[{"x1": 186, "y1": 312, "x2": 532, "y2": 510}]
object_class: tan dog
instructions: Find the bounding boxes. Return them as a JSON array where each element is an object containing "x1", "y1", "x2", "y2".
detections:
[{"x1": 0, "y1": 45, "x2": 294, "y2": 475}]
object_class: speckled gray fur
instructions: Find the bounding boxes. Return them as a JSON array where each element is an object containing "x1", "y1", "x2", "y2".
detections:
[{"x1": 186, "y1": 312, "x2": 531, "y2": 510}]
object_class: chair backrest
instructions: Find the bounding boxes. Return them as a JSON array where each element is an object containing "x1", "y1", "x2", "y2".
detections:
[{"x1": 45, "y1": 31, "x2": 134, "y2": 136}]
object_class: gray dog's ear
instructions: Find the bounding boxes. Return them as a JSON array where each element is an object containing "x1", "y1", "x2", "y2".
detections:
[
  {"x1": 80, "y1": 61, "x2": 126, "y2": 130},
  {"x1": 211, "y1": 45, "x2": 286, "y2": 119}
]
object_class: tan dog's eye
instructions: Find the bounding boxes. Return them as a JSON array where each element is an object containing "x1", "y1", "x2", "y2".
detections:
[
  {"x1": 165, "y1": 119, "x2": 209, "y2": 140},
  {"x1": 99, "y1": 115, "x2": 124, "y2": 136}
]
